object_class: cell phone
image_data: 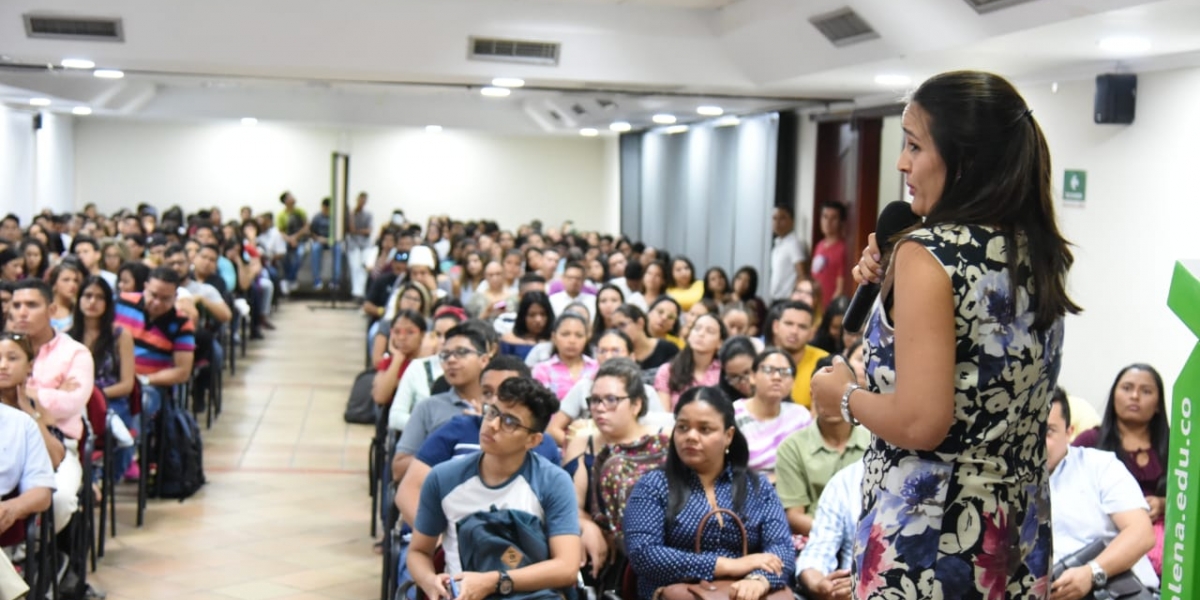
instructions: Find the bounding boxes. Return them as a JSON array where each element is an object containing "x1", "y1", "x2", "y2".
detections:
[
  {"x1": 448, "y1": 577, "x2": 460, "y2": 598},
  {"x1": 493, "y1": 301, "x2": 507, "y2": 310}
]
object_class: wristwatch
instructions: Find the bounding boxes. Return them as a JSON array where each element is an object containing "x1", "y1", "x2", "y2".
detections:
[
  {"x1": 840, "y1": 383, "x2": 862, "y2": 426},
  {"x1": 1088, "y1": 561, "x2": 1108, "y2": 588},
  {"x1": 496, "y1": 571, "x2": 514, "y2": 596}
]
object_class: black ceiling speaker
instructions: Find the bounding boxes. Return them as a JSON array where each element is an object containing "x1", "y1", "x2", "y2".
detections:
[{"x1": 1094, "y1": 73, "x2": 1137, "y2": 124}]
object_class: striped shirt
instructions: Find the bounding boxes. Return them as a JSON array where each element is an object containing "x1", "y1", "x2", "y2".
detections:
[
  {"x1": 733, "y1": 399, "x2": 813, "y2": 473},
  {"x1": 115, "y1": 292, "x2": 196, "y2": 375}
]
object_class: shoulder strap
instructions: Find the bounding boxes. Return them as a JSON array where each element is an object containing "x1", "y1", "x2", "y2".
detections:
[
  {"x1": 693, "y1": 508, "x2": 747, "y2": 556},
  {"x1": 424, "y1": 359, "x2": 435, "y2": 389}
]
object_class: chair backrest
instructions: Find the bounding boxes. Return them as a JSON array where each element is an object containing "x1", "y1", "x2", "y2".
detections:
[
  {"x1": 87, "y1": 386, "x2": 108, "y2": 440},
  {"x1": 130, "y1": 377, "x2": 143, "y2": 416}
]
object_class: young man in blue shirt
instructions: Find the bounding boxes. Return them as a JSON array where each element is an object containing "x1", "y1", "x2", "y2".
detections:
[{"x1": 408, "y1": 377, "x2": 580, "y2": 600}]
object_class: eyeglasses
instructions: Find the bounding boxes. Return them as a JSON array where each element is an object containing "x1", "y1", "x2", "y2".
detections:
[
  {"x1": 481, "y1": 388, "x2": 497, "y2": 401},
  {"x1": 586, "y1": 395, "x2": 630, "y2": 409},
  {"x1": 758, "y1": 365, "x2": 794, "y2": 378},
  {"x1": 438, "y1": 348, "x2": 483, "y2": 362},
  {"x1": 393, "y1": 251, "x2": 410, "y2": 262},
  {"x1": 481, "y1": 403, "x2": 535, "y2": 433},
  {"x1": 726, "y1": 372, "x2": 753, "y2": 385}
]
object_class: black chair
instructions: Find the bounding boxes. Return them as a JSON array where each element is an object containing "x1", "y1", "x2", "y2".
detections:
[{"x1": 22, "y1": 506, "x2": 57, "y2": 600}]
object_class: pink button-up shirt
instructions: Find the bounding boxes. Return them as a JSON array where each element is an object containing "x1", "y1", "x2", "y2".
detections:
[
  {"x1": 532, "y1": 355, "x2": 599, "y2": 400},
  {"x1": 28, "y1": 332, "x2": 95, "y2": 440}
]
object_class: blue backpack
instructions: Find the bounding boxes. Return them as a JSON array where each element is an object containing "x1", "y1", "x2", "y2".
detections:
[{"x1": 455, "y1": 506, "x2": 574, "y2": 600}]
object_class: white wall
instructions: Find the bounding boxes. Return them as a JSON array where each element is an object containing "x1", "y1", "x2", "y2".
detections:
[
  {"x1": 0, "y1": 105, "x2": 36, "y2": 222},
  {"x1": 35, "y1": 112, "x2": 75, "y2": 215},
  {"x1": 74, "y1": 119, "x2": 616, "y2": 233},
  {"x1": 877, "y1": 115, "x2": 904, "y2": 215},
  {"x1": 1022, "y1": 68, "x2": 1200, "y2": 409}
]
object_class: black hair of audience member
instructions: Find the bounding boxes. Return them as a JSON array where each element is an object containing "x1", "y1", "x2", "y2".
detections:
[
  {"x1": 590, "y1": 283, "x2": 625, "y2": 346},
  {"x1": 278, "y1": 191, "x2": 291, "y2": 204},
  {"x1": 761, "y1": 303, "x2": 783, "y2": 347},
  {"x1": 390, "y1": 309, "x2": 428, "y2": 333},
  {"x1": 664, "y1": 386, "x2": 754, "y2": 523},
  {"x1": 812, "y1": 354, "x2": 836, "y2": 378},
  {"x1": 48, "y1": 260, "x2": 86, "y2": 296},
  {"x1": 512, "y1": 291, "x2": 554, "y2": 341},
  {"x1": 0, "y1": 246, "x2": 20, "y2": 273},
  {"x1": 199, "y1": 243, "x2": 220, "y2": 257},
  {"x1": 163, "y1": 243, "x2": 186, "y2": 259},
  {"x1": 429, "y1": 296, "x2": 464, "y2": 317},
  {"x1": 548, "y1": 312, "x2": 589, "y2": 358},
  {"x1": 149, "y1": 265, "x2": 182, "y2": 287},
  {"x1": 118, "y1": 261, "x2": 150, "y2": 293},
  {"x1": 622, "y1": 259, "x2": 644, "y2": 284},
  {"x1": 597, "y1": 328, "x2": 635, "y2": 358},
  {"x1": 1096, "y1": 364, "x2": 1170, "y2": 495},
  {"x1": 595, "y1": 357, "x2": 648, "y2": 418},
  {"x1": 700, "y1": 268, "x2": 728, "y2": 302},
  {"x1": 754, "y1": 346, "x2": 798, "y2": 378},
  {"x1": 630, "y1": 242, "x2": 645, "y2": 254},
  {"x1": 820, "y1": 201, "x2": 847, "y2": 223},
  {"x1": 450, "y1": 319, "x2": 494, "y2": 356},
  {"x1": 68, "y1": 275, "x2": 117, "y2": 370},
  {"x1": 70, "y1": 235, "x2": 99, "y2": 255},
  {"x1": 717, "y1": 336, "x2": 759, "y2": 400},
  {"x1": 775, "y1": 203, "x2": 796, "y2": 221},
  {"x1": 240, "y1": 219, "x2": 260, "y2": 238},
  {"x1": 11, "y1": 277, "x2": 53, "y2": 305},
  {"x1": 733, "y1": 266, "x2": 759, "y2": 302},
  {"x1": 667, "y1": 313, "x2": 727, "y2": 395},
  {"x1": 1, "y1": 214, "x2": 18, "y2": 227},
  {"x1": 125, "y1": 232, "x2": 147, "y2": 247},
  {"x1": 1050, "y1": 387, "x2": 1071, "y2": 427},
  {"x1": 613, "y1": 304, "x2": 650, "y2": 338},
  {"x1": 648, "y1": 295, "x2": 683, "y2": 338},
  {"x1": 812, "y1": 296, "x2": 851, "y2": 355},
  {"x1": 843, "y1": 339, "x2": 863, "y2": 362},
  {"x1": 495, "y1": 376, "x2": 559, "y2": 433},
  {"x1": 482, "y1": 354, "x2": 533, "y2": 379}
]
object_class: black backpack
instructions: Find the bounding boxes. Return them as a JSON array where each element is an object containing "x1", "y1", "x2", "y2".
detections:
[
  {"x1": 156, "y1": 396, "x2": 206, "y2": 499},
  {"x1": 344, "y1": 369, "x2": 377, "y2": 424}
]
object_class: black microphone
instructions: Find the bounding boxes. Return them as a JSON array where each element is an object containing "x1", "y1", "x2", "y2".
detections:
[{"x1": 842, "y1": 201, "x2": 921, "y2": 334}]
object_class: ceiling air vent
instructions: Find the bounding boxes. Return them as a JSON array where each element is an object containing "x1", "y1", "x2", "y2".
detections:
[
  {"x1": 961, "y1": 0, "x2": 1039, "y2": 14},
  {"x1": 469, "y1": 37, "x2": 559, "y2": 66},
  {"x1": 808, "y1": 7, "x2": 879, "y2": 47},
  {"x1": 24, "y1": 14, "x2": 124, "y2": 41}
]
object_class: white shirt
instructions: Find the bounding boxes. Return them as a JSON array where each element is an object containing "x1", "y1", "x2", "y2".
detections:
[
  {"x1": 1049, "y1": 446, "x2": 1158, "y2": 588},
  {"x1": 797, "y1": 460, "x2": 863, "y2": 576},
  {"x1": 608, "y1": 278, "x2": 648, "y2": 311},
  {"x1": 769, "y1": 231, "x2": 807, "y2": 301},
  {"x1": 387, "y1": 355, "x2": 444, "y2": 432},
  {"x1": 260, "y1": 228, "x2": 287, "y2": 259},
  {"x1": 549, "y1": 290, "x2": 596, "y2": 319},
  {"x1": 0, "y1": 404, "x2": 57, "y2": 495}
]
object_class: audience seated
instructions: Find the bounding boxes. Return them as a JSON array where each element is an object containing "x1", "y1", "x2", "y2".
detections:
[
  {"x1": 466, "y1": 260, "x2": 518, "y2": 321},
  {"x1": 372, "y1": 310, "x2": 429, "y2": 413},
  {"x1": 532, "y1": 313, "x2": 598, "y2": 401},
  {"x1": 771, "y1": 300, "x2": 827, "y2": 409},
  {"x1": 625, "y1": 386, "x2": 795, "y2": 600},
  {"x1": 1047, "y1": 391, "x2": 1158, "y2": 597},
  {"x1": 588, "y1": 284, "x2": 625, "y2": 349},
  {"x1": 610, "y1": 304, "x2": 678, "y2": 374},
  {"x1": 733, "y1": 348, "x2": 813, "y2": 479},
  {"x1": 795, "y1": 460, "x2": 862, "y2": 600},
  {"x1": 9, "y1": 279, "x2": 94, "y2": 533},
  {"x1": 549, "y1": 261, "x2": 596, "y2": 317},
  {"x1": 387, "y1": 308, "x2": 464, "y2": 433},
  {"x1": 654, "y1": 313, "x2": 726, "y2": 411},
  {"x1": 665, "y1": 256, "x2": 704, "y2": 311},
  {"x1": 115, "y1": 267, "x2": 196, "y2": 422},
  {"x1": 646, "y1": 295, "x2": 684, "y2": 349},
  {"x1": 48, "y1": 261, "x2": 85, "y2": 332},
  {"x1": 1071, "y1": 364, "x2": 1169, "y2": 577},
  {"x1": 407, "y1": 377, "x2": 580, "y2": 599},
  {"x1": 717, "y1": 336, "x2": 758, "y2": 402}
]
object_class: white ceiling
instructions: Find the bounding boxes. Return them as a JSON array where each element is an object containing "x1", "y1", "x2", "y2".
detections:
[{"x1": 1, "y1": 0, "x2": 1198, "y2": 133}]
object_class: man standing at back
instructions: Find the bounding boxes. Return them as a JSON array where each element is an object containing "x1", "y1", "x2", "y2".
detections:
[
  {"x1": 8, "y1": 278, "x2": 95, "y2": 533},
  {"x1": 769, "y1": 205, "x2": 809, "y2": 303},
  {"x1": 276, "y1": 192, "x2": 308, "y2": 295},
  {"x1": 345, "y1": 192, "x2": 373, "y2": 302},
  {"x1": 407, "y1": 376, "x2": 580, "y2": 600}
]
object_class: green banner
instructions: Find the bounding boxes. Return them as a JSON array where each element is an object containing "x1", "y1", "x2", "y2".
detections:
[{"x1": 1164, "y1": 260, "x2": 1200, "y2": 599}]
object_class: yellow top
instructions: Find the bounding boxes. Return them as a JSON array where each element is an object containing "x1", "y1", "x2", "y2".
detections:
[
  {"x1": 790, "y1": 345, "x2": 831, "y2": 408},
  {"x1": 666, "y1": 280, "x2": 705, "y2": 311}
]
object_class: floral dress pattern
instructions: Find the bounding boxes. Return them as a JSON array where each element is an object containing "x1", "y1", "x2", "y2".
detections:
[{"x1": 856, "y1": 224, "x2": 1063, "y2": 600}]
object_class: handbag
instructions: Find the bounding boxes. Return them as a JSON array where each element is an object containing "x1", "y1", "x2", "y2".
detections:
[
  {"x1": 654, "y1": 508, "x2": 792, "y2": 600},
  {"x1": 1052, "y1": 540, "x2": 1156, "y2": 600}
]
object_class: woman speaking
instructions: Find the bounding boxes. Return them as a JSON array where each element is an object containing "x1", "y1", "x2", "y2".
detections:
[{"x1": 812, "y1": 71, "x2": 1080, "y2": 599}]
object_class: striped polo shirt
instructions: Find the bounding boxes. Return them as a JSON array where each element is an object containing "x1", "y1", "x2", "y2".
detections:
[{"x1": 115, "y1": 292, "x2": 196, "y2": 374}]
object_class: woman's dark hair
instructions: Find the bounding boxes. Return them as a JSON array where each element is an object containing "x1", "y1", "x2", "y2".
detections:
[
  {"x1": 459, "y1": 250, "x2": 487, "y2": 288},
  {"x1": 549, "y1": 312, "x2": 589, "y2": 357},
  {"x1": 910, "y1": 71, "x2": 1080, "y2": 330},
  {"x1": 717, "y1": 336, "x2": 759, "y2": 400},
  {"x1": 669, "y1": 256, "x2": 696, "y2": 289},
  {"x1": 596, "y1": 328, "x2": 635, "y2": 355},
  {"x1": 643, "y1": 261, "x2": 667, "y2": 297},
  {"x1": 590, "y1": 284, "x2": 626, "y2": 347},
  {"x1": 513, "y1": 291, "x2": 554, "y2": 341},
  {"x1": 397, "y1": 281, "x2": 432, "y2": 317},
  {"x1": 20, "y1": 237, "x2": 50, "y2": 280},
  {"x1": 648, "y1": 295, "x2": 682, "y2": 338},
  {"x1": 1050, "y1": 387, "x2": 1071, "y2": 427},
  {"x1": 614, "y1": 303, "x2": 650, "y2": 338},
  {"x1": 733, "y1": 267, "x2": 759, "y2": 302},
  {"x1": 812, "y1": 296, "x2": 851, "y2": 355},
  {"x1": 702, "y1": 267, "x2": 729, "y2": 301},
  {"x1": 843, "y1": 340, "x2": 863, "y2": 362},
  {"x1": 761, "y1": 302, "x2": 785, "y2": 347},
  {"x1": 118, "y1": 261, "x2": 150, "y2": 293},
  {"x1": 48, "y1": 260, "x2": 86, "y2": 298},
  {"x1": 1096, "y1": 364, "x2": 1169, "y2": 495},
  {"x1": 664, "y1": 386, "x2": 755, "y2": 526},
  {"x1": 667, "y1": 314, "x2": 728, "y2": 395},
  {"x1": 594, "y1": 357, "x2": 648, "y2": 418},
  {"x1": 0, "y1": 330, "x2": 35, "y2": 362},
  {"x1": 390, "y1": 308, "x2": 429, "y2": 333},
  {"x1": 68, "y1": 276, "x2": 116, "y2": 372}
]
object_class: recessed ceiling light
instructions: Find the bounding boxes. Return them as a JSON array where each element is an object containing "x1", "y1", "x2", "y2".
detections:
[
  {"x1": 609, "y1": 122, "x2": 632, "y2": 133},
  {"x1": 72, "y1": 107, "x2": 92, "y2": 116},
  {"x1": 61, "y1": 58, "x2": 95, "y2": 69},
  {"x1": 874, "y1": 74, "x2": 912, "y2": 87},
  {"x1": 714, "y1": 115, "x2": 741, "y2": 128},
  {"x1": 664, "y1": 125, "x2": 689, "y2": 134},
  {"x1": 93, "y1": 69, "x2": 124, "y2": 79},
  {"x1": 241, "y1": 117, "x2": 258, "y2": 126},
  {"x1": 426, "y1": 125, "x2": 443, "y2": 133},
  {"x1": 652, "y1": 114, "x2": 676, "y2": 125},
  {"x1": 29, "y1": 98, "x2": 51, "y2": 107},
  {"x1": 696, "y1": 106, "x2": 724, "y2": 116},
  {"x1": 1098, "y1": 36, "x2": 1151, "y2": 53},
  {"x1": 491, "y1": 78, "x2": 525, "y2": 88},
  {"x1": 480, "y1": 86, "x2": 512, "y2": 98},
  {"x1": 580, "y1": 128, "x2": 599, "y2": 137}
]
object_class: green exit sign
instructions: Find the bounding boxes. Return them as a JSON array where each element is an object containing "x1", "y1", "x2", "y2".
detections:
[{"x1": 1064, "y1": 169, "x2": 1087, "y2": 203}]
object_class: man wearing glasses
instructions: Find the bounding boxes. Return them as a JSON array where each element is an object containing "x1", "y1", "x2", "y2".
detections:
[{"x1": 408, "y1": 376, "x2": 580, "y2": 600}]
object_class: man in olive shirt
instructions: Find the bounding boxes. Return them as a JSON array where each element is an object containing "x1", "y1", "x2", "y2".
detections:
[{"x1": 775, "y1": 380, "x2": 871, "y2": 536}]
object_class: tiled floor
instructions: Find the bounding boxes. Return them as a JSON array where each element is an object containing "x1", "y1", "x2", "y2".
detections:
[{"x1": 91, "y1": 300, "x2": 382, "y2": 600}]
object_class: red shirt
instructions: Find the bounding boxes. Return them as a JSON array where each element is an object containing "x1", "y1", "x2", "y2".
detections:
[{"x1": 811, "y1": 238, "x2": 846, "y2": 306}]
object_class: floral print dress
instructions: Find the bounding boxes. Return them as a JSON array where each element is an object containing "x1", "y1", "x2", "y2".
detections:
[{"x1": 855, "y1": 224, "x2": 1063, "y2": 600}]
